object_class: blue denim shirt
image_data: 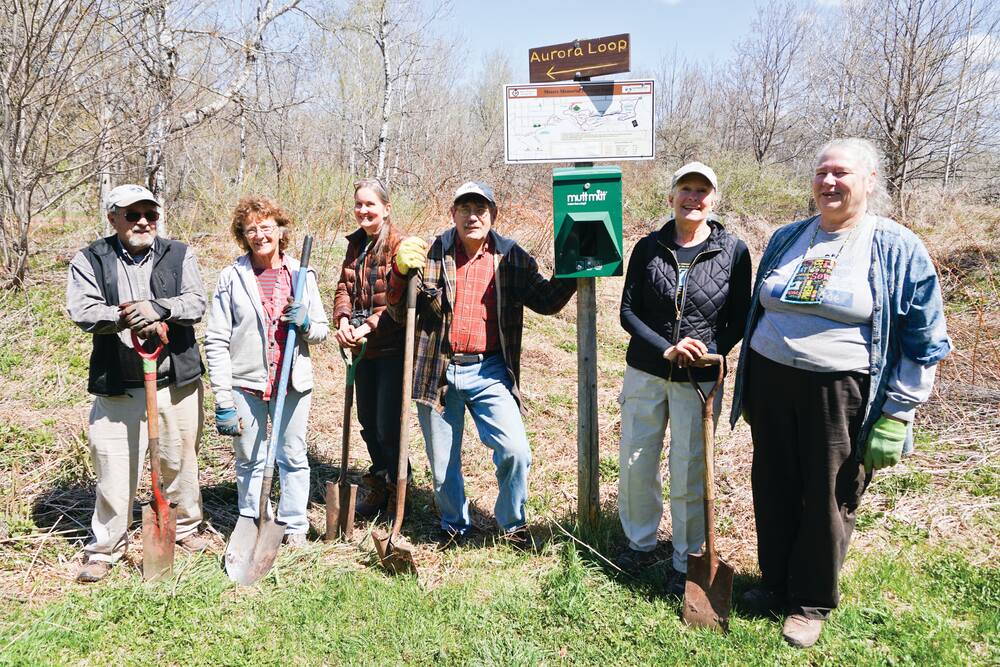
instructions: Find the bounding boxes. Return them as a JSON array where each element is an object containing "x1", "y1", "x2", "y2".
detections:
[{"x1": 730, "y1": 215, "x2": 952, "y2": 455}]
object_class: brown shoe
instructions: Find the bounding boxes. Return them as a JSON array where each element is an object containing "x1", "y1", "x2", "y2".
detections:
[
  {"x1": 76, "y1": 560, "x2": 111, "y2": 583},
  {"x1": 177, "y1": 533, "x2": 210, "y2": 552},
  {"x1": 500, "y1": 527, "x2": 538, "y2": 552},
  {"x1": 355, "y1": 473, "x2": 389, "y2": 520},
  {"x1": 782, "y1": 614, "x2": 824, "y2": 648}
]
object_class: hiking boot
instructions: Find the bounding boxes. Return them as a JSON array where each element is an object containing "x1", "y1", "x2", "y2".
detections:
[
  {"x1": 177, "y1": 533, "x2": 210, "y2": 552},
  {"x1": 436, "y1": 527, "x2": 475, "y2": 551},
  {"x1": 283, "y1": 533, "x2": 308, "y2": 548},
  {"x1": 355, "y1": 473, "x2": 389, "y2": 520},
  {"x1": 740, "y1": 586, "x2": 783, "y2": 614},
  {"x1": 500, "y1": 527, "x2": 538, "y2": 552},
  {"x1": 76, "y1": 560, "x2": 111, "y2": 583},
  {"x1": 782, "y1": 614, "x2": 824, "y2": 648},
  {"x1": 612, "y1": 547, "x2": 659, "y2": 574}
]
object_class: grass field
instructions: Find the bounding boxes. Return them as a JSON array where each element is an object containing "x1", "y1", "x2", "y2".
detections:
[{"x1": 1, "y1": 202, "x2": 998, "y2": 665}]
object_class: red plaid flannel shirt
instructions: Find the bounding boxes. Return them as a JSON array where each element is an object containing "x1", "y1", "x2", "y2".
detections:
[{"x1": 450, "y1": 238, "x2": 499, "y2": 354}]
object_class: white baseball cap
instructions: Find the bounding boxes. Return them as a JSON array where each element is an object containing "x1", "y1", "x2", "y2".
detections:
[
  {"x1": 106, "y1": 184, "x2": 161, "y2": 212},
  {"x1": 670, "y1": 162, "x2": 718, "y2": 191},
  {"x1": 453, "y1": 181, "x2": 496, "y2": 206}
]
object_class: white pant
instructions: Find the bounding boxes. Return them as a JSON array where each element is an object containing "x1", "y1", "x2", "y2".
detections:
[
  {"x1": 617, "y1": 365, "x2": 722, "y2": 573},
  {"x1": 85, "y1": 380, "x2": 204, "y2": 563}
]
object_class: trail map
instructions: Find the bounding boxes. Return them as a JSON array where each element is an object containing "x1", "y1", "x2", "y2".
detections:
[{"x1": 504, "y1": 80, "x2": 654, "y2": 164}]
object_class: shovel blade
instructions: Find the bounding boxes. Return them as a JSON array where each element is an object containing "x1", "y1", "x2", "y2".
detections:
[
  {"x1": 682, "y1": 551, "x2": 735, "y2": 632},
  {"x1": 372, "y1": 527, "x2": 416, "y2": 576},
  {"x1": 224, "y1": 515, "x2": 286, "y2": 586},
  {"x1": 141, "y1": 502, "x2": 176, "y2": 581},
  {"x1": 325, "y1": 481, "x2": 357, "y2": 542}
]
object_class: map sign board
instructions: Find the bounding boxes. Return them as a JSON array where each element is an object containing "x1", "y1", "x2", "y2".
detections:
[
  {"x1": 503, "y1": 80, "x2": 655, "y2": 164},
  {"x1": 528, "y1": 33, "x2": 630, "y2": 82}
]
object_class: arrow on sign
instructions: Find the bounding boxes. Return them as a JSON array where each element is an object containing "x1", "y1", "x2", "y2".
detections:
[{"x1": 546, "y1": 62, "x2": 622, "y2": 80}]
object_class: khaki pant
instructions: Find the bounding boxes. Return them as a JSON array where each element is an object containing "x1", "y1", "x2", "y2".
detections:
[
  {"x1": 84, "y1": 380, "x2": 204, "y2": 563},
  {"x1": 617, "y1": 365, "x2": 722, "y2": 573}
]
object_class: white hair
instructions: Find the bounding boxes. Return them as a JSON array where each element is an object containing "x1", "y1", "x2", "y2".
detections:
[{"x1": 816, "y1": 137, "x2": 891, "y2": 216}]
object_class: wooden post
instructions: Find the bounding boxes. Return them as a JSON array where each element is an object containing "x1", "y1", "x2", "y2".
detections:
[{"x1": 576, "y1": 276, "x2": 600, "y2": 529}]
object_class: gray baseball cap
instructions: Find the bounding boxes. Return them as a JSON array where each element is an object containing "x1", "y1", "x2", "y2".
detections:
[
  {"x1": 106, "y1": 184, "x2": 161, "y2": 211},
  {"x1": 453, "y1": 181, "x2": 496, "y2": 206},
  {"x1": 670, "y1": 162, "x2": 718, "y2": 191}
]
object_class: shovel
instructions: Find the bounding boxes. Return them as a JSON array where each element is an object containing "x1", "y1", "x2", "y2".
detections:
[
  {"x1": 225, "y1": 235, "x2": 314, "y2": 585},
  {"x1": 681, "y1": 353, "x2": 734, "y2": 632},
  {"x1": 132, "y1": 327, "x2": 177, "y2": 582},
  {"x1": 325, "y1": 339, "x2": 367, "y2": 541},
  {"x1": 372, "y1": 272, "x2": 418, "y2": 575}
]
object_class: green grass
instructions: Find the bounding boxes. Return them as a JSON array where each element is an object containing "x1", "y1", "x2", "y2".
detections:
[{"x1": 1, "y1": 540, "x2": 995, "y2": 665}]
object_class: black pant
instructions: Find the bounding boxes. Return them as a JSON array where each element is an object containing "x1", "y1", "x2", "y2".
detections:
[
  {"x1": 354, "y1": 353, "x2": 406, "y2": 478},
  {"x1": 746, "y1": 350, "x2": 872, "y2": 619}
]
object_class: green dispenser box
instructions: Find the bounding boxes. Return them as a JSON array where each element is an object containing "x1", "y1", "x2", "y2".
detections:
[{"x1": 552, "y1": 166, "x2": 624, "y2": 278}]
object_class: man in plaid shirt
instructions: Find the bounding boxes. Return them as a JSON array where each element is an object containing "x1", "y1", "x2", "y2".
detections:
[{"x1": 387, "y1": 181, "x2": 576, "y2": 547}]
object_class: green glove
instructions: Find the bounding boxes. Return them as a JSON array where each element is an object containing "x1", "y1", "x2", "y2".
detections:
[
  {"x1": 395, "y1": 236, "x2": 428, "y2": 274},
  {"x1": 864, "y1": 415, "x2": 906, "y2": 472}
]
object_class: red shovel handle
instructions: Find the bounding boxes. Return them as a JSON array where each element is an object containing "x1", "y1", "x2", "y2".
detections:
[{"x1": 131, "y1": 330, "x2": 166, "y2": 361}]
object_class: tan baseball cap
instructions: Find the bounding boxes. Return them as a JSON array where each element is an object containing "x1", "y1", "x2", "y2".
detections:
[
  {"x1": 106, "y1": 184, "x2": 161, "y2": 211},
  {"x1": 670, "y1": 162, "x2": 718, "y2": 190},
  {"x1": 453, "y1": 181, "x2": 496, "y2": 206}
]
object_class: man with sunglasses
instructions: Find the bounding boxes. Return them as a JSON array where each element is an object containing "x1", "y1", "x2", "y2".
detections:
[
  {"x1": 66, "y1": 184, "x2": 209, "y2": 582},
  {"x1": 387, "y1": 181, "x2": 576, "y2": 549}
]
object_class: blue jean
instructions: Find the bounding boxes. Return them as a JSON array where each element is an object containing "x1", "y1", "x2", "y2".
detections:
[
  {"x1": 232, "y1": 387, "x2": 312, "y2": 534},
  {"x1": 416, "y1": 354, "x2": 531, "y2": 534}
]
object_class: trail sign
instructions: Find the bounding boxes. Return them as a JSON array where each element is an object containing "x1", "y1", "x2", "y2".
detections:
[
  {"x1": 528, "y1": 33, "x2": 630, "y2": 83},
  {"x1": 504, "y1": 80, "x2": 655, "y2": 164}
]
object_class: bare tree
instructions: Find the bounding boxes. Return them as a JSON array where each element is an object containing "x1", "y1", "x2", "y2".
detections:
[
  {"x1": 847, "y1": 0, "x2": 1000, "y2": 211},
  {"x1": 0, "y1": 0, "x2": 126, "y2": 287},
  {"x1": 728, "y1": 1, "x2": 811, "y2": 165}
]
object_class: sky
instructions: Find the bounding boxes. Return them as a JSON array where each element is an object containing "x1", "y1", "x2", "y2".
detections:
[{"x1": 441, "y1": 0, "x2": 792, "y2": 82}]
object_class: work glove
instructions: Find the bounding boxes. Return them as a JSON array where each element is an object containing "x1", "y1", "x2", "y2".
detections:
[
  {"x1": 395, "y1": 236, "x2": 428, "y2": 274},
  {"x1": 281, "y1": 299, "x2": 310, "y2": 332},
  {"x1": 136, "y1": 321, "x2": 169, "y2": 345},
  {"x1": 120, "y1": 300, "x2": 167, "y2": 329},
  {"x1": 863, "y1": 415, "x2": 906, "y2": 472},
  {"x1": 215, "y1": 405, "x2": 242, "y2": 437}
]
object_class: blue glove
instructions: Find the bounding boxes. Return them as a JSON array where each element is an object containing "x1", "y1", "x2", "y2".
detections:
[
  {"x1": 215, "y1": 405, "x2": 242, "y2": 436},
  {"x1": 281, "y1": 301, "x2": 310, "y2": 332}
]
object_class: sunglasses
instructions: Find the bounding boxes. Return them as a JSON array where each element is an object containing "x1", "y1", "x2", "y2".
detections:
[{"x1": 124, "y1": 210, "x2": 160, "y2": 223}]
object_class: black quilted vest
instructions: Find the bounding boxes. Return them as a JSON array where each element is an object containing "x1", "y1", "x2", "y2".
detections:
[
  {"x1": 624, "y1": 219, "x2": 742, "y2": 382},
  {"x1": 81, "y1": 235, "x2": 204, "y2": 396}
]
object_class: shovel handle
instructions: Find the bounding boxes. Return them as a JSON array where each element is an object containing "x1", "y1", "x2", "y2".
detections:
[
  {"x1": 686, "y1": 353, "x2": 725, "y2": 559},
  {"x1": 389, "y1": 272, "x2": 420, "y2": 542},
  {"x1": 337, "y1": 340, "x2": 367, "y2": 485},
  {"x1": 259, "y1": 235, "x2": 313, "y2": 521},
  {"x1": 131, "y1": 331, "x2": 169, "y2": 510}
]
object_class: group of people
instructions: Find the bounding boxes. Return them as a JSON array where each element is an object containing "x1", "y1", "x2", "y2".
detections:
[{"x1": 66, "y1": 136, "x2": 950, "y2": 649}]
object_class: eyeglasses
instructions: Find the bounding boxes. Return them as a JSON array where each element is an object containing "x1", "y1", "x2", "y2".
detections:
[
  {"x1": 124, "y1": 210, "x2": 160, "y2": 223},
  {"x1": 244, "y1": 224, "x2": 278, "y2": 237},
  {"x1": 456, "y1": 204, "x2": 490, "y2": 218}
]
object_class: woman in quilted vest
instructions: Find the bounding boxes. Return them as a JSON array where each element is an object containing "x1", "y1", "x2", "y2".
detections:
[
  {"x1": 332, "y1": 178, "x2": 407, "y2": 519},
  {"x1": 615, "y1": 162, "x2": 752, "y2": 595}
]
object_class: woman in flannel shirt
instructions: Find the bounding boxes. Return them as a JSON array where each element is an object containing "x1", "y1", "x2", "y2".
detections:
[{"x1": 204, "y1": 195, "x2": 329, "y2": 547}]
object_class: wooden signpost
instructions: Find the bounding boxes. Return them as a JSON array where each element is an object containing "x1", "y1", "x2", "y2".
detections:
[{"x1": 528, "y1": 33, "x2": 630, "y2": 83}]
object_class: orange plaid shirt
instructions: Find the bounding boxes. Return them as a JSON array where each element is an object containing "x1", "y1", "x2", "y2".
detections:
[{"x1": 450, "y1": 239, "x2": 499, "y2": 354}]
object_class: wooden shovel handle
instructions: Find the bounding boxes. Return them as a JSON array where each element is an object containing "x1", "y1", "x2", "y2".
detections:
[
  {"x1": 686, "y1": 353, "x2": 725, "y2": 558},
  {"x1": 389, "y1": 272, "x2": 419, "y2": 541}
]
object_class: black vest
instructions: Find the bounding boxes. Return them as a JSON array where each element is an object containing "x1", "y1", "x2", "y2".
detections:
[
  {"x1": 81, "y1": 235, "x2": 204, "y2": 396},
  {"x1": 624, "y1": 220, "x2": 742, "y2": 382}
]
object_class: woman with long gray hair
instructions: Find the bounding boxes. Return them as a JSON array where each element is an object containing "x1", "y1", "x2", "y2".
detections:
[
  {"x1": 730, "y1": 138, "x2": 952, "y2": 648},
  {"x1": 332, "y1": 178, "x2": 408, "y2": 519}
]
